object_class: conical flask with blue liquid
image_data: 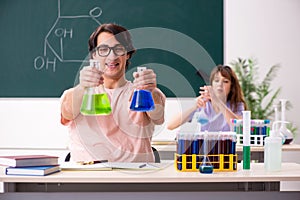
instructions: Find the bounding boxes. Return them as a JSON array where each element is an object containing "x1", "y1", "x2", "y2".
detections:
[
  {"x1": 130, "y1": 67, "x2": 155, "y2": 112},
  {"x1": 199, "y1": 132, "x2": 213, "y2": 174},
  {"x1": 80, "y1": 59, "x2": 112, "y2": 116}
]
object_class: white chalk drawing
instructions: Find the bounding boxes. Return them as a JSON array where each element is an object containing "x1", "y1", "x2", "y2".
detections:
[{"x1": 34, "y1": 0, "x2": 102, "y2": 72}]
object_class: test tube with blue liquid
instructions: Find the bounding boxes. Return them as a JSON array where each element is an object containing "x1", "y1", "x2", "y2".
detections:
[
  {"x1": 230, "y1": 132, "x2": 237, "y2": 170},
  {"x1": 176, "y1": 132, "x2": 185, "y2": 170},
  {"x1": 185, "y1": 132, "x2": 193, "y2": 169},
  {"x1": 192, "y1": 132, "x2": 200, "y2": 169},
  {"x1": 130, "y1": 67, "x2": 155, "y2": 112}
]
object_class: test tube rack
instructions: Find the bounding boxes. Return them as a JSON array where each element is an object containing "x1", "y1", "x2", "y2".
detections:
[
  {"x1": 231, "y1": 119, "x2": 270, "y2": 146},
  {"x1": 175, "y1": 153, "x2": 238, "y2": 172},
  {"x1": 175, "y1": 131, "x2": 237, "y2": 172}
]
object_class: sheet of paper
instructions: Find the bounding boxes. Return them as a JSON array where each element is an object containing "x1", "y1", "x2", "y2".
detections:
[
  {"x1": 60, "y1": 162, "x2": 162, "y2": 171},
  {"x1": 107, "y1": 162, "x2": 160, "y2": 170},
  {"x1": 60, "y1": 162, "x2": 112, "y2": 171}
]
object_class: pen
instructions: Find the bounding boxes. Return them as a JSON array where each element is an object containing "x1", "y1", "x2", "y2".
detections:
[
  {"x1": 77, "y1": 160, "x2": 108, "y2": 165},
  {"x1": 139, "y1": 164, "x2": 147, "y2": 168},
  {"x1": 145, "y1": 163, "x2": 160, "y2": 169}
]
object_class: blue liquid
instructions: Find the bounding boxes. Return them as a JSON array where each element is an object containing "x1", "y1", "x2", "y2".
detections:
[
  {"x1": 230, "y1": 141, "x2": 236, "y2": 154},
  {"x1": 177, "y1": 139, "x2": 185, "y2": 155},
  {"x1": 177, "y1": 163, "x2": 182, "y2": 171},
  {"x1": 199, "y1": 155, "x2": 213, "y2": 174},
  {"x1": 130, "y1": 90, "x2": 155, "y2": 112},
  {"x1": 198, "y1": 118, "x2": 209, "y2": 125},
  {"x1": 192, "y1": 139, "x2": 200, "y2": 168},
  {"x1": 191, "y1": 140, "x2": 199, "y2": 154},
  {"x1": 199, "y1": 165, "x2": 213, "y2": 174}
]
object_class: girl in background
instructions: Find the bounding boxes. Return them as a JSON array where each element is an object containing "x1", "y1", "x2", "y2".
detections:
[{"x1": 167, "y1": 65, "x2": 247, "y2": 131}]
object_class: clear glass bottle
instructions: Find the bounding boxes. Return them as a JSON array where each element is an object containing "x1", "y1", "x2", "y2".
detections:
[
  {"x1": 130, "y1": 67, "x2": 155, "y2": 112},
  {"x1": 80, "y1": 59, "x2": 112, "y2": 115}
]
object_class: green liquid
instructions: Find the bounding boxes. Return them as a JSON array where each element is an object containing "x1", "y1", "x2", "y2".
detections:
[
  {"x1": 243, "y1": 146, "x2": 251, "y2": 170},
  {"x1": 80, "y1": 93, "x2": 112, "y2": 115}
]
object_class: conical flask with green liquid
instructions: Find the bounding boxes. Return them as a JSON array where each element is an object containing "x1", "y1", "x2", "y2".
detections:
[{"x1": 80, "y1": 59, "x2": 112, "y2": 116}]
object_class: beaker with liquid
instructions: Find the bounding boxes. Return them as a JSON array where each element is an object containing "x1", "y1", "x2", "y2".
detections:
[
  {"x1": 199, "y1": 132, "x2": 213, "y2": 174},
  {"x1": 80, "y1": 59, "x2": 112, "y2": 116},
  {"x1": 199, "y1": 155, "x2": 213, "y2": 174},
  {"x1": 194, "y1": 109, "x2": 209, "y2": 125},
  {"x1": 130, "y1": 67, "x2": 155, "y2": 112}
]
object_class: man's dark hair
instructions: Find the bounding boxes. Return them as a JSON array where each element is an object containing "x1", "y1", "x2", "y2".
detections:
[{"x1": 88, "y1": 23, "x2": 136, "y2": 69}]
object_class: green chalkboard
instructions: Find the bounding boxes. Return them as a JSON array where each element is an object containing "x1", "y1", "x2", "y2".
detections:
[{"x1": 0, "y1": 0, "x2": 223, "y2": 97}]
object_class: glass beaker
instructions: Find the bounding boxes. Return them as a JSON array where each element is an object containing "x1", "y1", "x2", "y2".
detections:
[
  {"x1": 199, "y1": 155, "x2": 213, "y2": 174},
  {"x1": 194, "y1": 109, "x2": 209, "y2": 126},
  {"x1": 130, "y1": 67, "x2": 155, "y2": 112},
  {"x1": 199, "y1": 133, "x2": 213, "y2": 174},
  {"x1": 80, "y1": 59, "x2": 112, "y2": 116}
]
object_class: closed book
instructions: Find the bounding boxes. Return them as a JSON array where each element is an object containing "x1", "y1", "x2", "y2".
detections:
[
  {"x1": 0, "y1": 155, "x2": 58, "y2": 167},
  {"x1": 5, "y1": 165, "x2": 60, "y2": 176}
]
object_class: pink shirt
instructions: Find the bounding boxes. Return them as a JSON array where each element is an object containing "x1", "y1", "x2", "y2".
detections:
[{"x1": 60, "y1": 81, "x2": 165, "y2": 163}]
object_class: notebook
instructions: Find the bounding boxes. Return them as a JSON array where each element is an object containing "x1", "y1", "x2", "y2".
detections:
[{"x1": 5, "y1": 165, "x2": 60, "y2": 176}]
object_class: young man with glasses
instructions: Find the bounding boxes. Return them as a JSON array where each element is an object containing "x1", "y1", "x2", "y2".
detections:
[{"x1": 60, "y1": 23, "x2": 166, "y2": 163}]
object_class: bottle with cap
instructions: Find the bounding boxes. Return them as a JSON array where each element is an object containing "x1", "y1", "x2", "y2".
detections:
[
  {"x1": 80, "y1": 59, "x2": 112, "y2": 115},
  {"x1": 264, "y1": 121, "x2": 289, "y2": 171},
  {"x1": 130, "y1": 67, "x2": 155, "y2": 112}
]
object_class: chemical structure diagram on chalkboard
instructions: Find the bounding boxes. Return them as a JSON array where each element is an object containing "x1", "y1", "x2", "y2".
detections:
[{"x1": 34, "y1": 0, "x2": 102, "y2": 72}]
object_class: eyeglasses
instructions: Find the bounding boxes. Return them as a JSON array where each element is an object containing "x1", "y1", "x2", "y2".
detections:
[{"x1": 95, "y1": 44, "x2": 126, "y2": 57}]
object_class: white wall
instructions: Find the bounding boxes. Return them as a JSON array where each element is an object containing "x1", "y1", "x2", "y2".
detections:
[
  {"x1": 224, "y1": 0, "x2": 300, "y2": 143},
  {"x1": 0, "y1": 98, "x2": 68, "y2": 149},
  {"x1": 0, "y1": 98, "x2": 196, "y2": 149}
]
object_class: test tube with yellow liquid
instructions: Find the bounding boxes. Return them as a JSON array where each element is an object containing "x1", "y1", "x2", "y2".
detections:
[{"x1": 80, "y1": 59, "x2": 112, "y2": 115}]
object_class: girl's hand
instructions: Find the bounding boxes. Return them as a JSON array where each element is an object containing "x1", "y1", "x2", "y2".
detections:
[
  {"x1": 199, "y1": 85, "x2": 212, "y2": 101},
  {"x1": 195, "y1": 96, "x2": 208, "y2": 108}
]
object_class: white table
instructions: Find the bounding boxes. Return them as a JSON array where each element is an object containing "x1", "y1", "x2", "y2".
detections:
[{"x1": 1, "y1": 162, "x2": 300, "y2": 200}]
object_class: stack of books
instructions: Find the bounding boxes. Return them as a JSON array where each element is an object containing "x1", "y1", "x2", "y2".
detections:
[{"x1": 0, "y1": 155, "x2": 60, "y2": 176}]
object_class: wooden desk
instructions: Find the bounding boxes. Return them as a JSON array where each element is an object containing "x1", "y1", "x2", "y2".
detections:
[
  {"x1": 152, "y1": 142, "x2": 300, "y2": 162},
  {"x1": 1, "y1": 162, "x2": 300, "y2": 200}
]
